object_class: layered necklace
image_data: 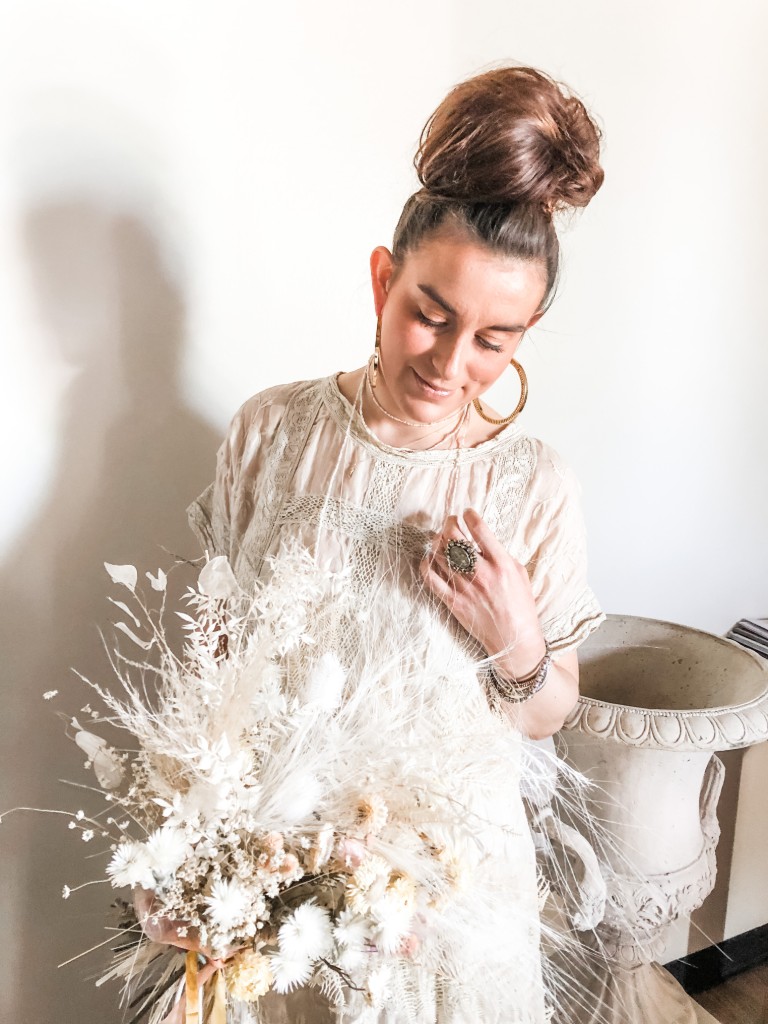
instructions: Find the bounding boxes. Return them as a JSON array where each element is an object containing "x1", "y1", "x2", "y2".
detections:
[{"x1": 362, "y1": 356, "x2": 472, "y2": 452}]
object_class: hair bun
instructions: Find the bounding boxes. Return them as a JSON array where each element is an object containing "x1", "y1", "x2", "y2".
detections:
[{"x1": 415, "y1": 66, "x2": 604, "y2": 214}]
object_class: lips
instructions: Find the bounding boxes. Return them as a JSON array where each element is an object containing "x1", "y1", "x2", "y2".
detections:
[{"x1": 412, "y1": 368, "x2": 454, "y2": 397}]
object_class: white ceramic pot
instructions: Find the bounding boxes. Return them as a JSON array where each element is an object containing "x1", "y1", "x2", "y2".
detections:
[{"x1": 552, "y1": 614, "x2": 768, "y2": 1024}]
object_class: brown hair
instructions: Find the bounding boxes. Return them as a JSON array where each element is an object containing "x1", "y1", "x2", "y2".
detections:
[{"x1": 392, "y1": 66, "x2": 604, "y2": 312}]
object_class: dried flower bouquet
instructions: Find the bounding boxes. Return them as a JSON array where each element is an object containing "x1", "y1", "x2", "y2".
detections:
[{"x1": 51, "y1": 548, "x2": 507, "y2": 1023}]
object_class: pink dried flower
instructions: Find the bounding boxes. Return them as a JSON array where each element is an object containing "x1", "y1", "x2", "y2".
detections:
[{"x1": 336, "y1": 837, "x2": 366, "y2": 870}]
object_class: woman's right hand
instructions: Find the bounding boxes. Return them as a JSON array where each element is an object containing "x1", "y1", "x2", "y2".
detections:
[
  {"x1": 134, "y1": 887, "x2": 245, "y2": 959},
  {"x1": 134, "y1": 887, "x2": 205, "y2": 953}
]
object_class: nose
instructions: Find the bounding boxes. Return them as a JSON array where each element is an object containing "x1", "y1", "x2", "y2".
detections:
[{"x1": 430, "y1": 333, "x2": 466, "y2": 382}]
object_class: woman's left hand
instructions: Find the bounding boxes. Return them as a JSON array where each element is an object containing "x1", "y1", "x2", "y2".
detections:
[
  {"x1": 420, "y1": 507, "x2": 580, "y2": 739},
  {"x1": 419, "y1": 508, "x2": 546, "y2": 679}
]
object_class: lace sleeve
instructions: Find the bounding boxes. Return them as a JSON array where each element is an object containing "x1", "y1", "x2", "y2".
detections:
[
  {"x1": 186, "y1": 405, "x2": 251, "y2": 559},
  {"x1": 186, "y1": 379, "x2": 316, "y2": 564},
  {"x1": 525, "y1": 458, "x2": 605, "y2": 655}
]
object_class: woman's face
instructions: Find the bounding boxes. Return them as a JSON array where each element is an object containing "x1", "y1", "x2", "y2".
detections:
[{"x1": 370, "y1": 228, "x2": 547, "y2": 423}]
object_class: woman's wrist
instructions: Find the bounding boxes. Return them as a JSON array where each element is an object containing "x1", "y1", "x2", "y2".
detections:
[
  {"x1": 486, "y1": 631, "x2": 548, "y2": 683},
  {"x1": 488, "y1": 642, "x2": 552, "y2": 703}
]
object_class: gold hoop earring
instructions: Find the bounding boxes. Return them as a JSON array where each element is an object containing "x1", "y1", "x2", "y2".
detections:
[
  {"x1": 473, "y1": 358, "x2": 528, "y2": 426},
  {"x1": 372, "y1": 316, "x2": 381, "y2": 388}
]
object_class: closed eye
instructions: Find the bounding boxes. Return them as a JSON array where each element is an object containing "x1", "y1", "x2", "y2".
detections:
[
  {"x1": 416, "y1": 310, "x2": 447, "y2": 329},
  {"x1": 478, "y1": 338, "x2": 504, "y2": 353}
]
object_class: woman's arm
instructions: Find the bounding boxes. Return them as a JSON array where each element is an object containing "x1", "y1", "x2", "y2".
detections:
[
  {"x1": 495, "y1": 649, "x2": 580, "y2": 740},
  {"x1": 420, "y1": 508, "x2": 582, "y2": 739}
]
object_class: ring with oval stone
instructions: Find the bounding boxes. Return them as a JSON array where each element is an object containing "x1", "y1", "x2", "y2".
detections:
[{"x1": 444, "y1": 538, "x2": 482, "y2": 575}]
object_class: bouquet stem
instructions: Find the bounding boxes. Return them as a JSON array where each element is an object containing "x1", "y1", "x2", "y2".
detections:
[{"x1": 162, "y1": 952, "x2": 226, "y2": 1024}]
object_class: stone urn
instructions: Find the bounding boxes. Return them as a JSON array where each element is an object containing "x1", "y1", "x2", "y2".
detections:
[{"x1": 551, "y1": 614, "x2": 768, "y2": 1024}]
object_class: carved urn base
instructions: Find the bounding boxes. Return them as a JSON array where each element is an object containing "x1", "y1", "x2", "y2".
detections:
[{"x1": 554, "y1": 615, "x2": 768, "y2": 1024}]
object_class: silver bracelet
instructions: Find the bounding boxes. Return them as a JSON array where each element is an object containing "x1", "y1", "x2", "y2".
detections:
[{"x1": 488, "y1": 645, "x2": 552, "y2": 704}]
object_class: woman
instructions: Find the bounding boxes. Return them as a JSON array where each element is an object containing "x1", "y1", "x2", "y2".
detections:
[{"x1": 187, "y1": 64, "x2": 605, "y2": 1023}]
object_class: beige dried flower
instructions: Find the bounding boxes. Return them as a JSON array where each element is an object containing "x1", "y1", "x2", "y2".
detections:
[
  {"x1": 356, "y1": 794, "x2": 388, "y2": 835},
  {"x1": 436, "y1": 848, "x2": 469, "y2": 891},
  {"x1": 387, "y1": 872, "x2": 416, "y2": 910},
  {"x1": 225, "y1": 949, "x2": 273, "y2": 1002},
  {"x1": 346, "y1": 854, "x2": 390, "y2": 913}
]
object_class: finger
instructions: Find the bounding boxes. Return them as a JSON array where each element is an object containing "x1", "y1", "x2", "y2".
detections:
[
  {"x1": 419, "y1": 556, "x2": 458, "y2": 605},
  {"x1": 421, "y1": 558, "x2": 488, "y2": 639},
  {"x1": 427, "y1": 532, "x2": 472, "y2": 578},
  {"x1": 447, "y1": 512, "x2": 485, "y2": 552},
  {"x1": 437, "y1": 515, "x2": 467, "y2": 547},
  {"x1": 462, "y1": 508, "x2": 506, "y2": 561},
  {"x1": 430, "y1": 544, "x2": 480, "y2": 592}
]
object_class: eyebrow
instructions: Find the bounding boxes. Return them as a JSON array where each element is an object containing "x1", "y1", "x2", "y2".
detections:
[{"x1": 417, "y1": 283, "x2": 527, "y2": 333}]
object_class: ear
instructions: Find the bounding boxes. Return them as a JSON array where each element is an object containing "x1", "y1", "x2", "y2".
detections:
[
  {"x1": 526, "y1": 308, "x2": 547, "y2": 330},
  {"x1": 370, "y1": 246, "x2": 395, "y2": 316}
]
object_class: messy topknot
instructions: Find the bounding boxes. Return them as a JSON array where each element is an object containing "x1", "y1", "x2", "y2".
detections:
[{"x1": 392, "y1": 66, "x2": 604, "y2": 311}]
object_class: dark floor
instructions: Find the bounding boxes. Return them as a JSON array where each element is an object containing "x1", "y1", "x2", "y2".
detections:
[{"x1": 694, "y1": 964, "x2": 768, "y2": 1023}]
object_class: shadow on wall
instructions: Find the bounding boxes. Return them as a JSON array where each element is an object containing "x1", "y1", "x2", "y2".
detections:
[{"x1": 0, "y1": 203, "x2": 219, "y2": 1023}]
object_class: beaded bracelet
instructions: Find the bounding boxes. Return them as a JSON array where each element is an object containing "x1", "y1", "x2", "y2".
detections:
[{"x1": 488, "y1": 644, "x2": 552, "y2": 704}]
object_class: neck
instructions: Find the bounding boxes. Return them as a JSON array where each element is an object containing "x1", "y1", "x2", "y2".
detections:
[
  {"x1": 336, "y1": 366, "x2": 511, "y2": 451},
  {"x1": 355, "y1": 365, "x2": 469, "y2": 450}
]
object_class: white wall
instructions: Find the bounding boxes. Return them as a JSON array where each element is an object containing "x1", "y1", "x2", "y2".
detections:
[{"x1": 1, "y1": 0, "x2": 766, "y2": 1018}]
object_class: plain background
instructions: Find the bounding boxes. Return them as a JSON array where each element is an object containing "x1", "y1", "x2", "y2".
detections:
[{"x1": 0, "y1": 1, "x2": 766, "y2": 1020}]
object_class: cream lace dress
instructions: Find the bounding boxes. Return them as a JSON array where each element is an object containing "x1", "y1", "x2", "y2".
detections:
[{"x1": 187, "y1": 374, "x2": 605, "y2": 1024}]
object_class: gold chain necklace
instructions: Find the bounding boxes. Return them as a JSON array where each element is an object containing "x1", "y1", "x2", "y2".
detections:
[{"x1": 364, "y1": 357, "x2": 470, "y2": 429}]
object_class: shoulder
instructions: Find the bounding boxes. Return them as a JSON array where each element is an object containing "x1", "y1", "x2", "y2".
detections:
[
  {"x1": 504, "y1": 433, "x2": 587, "y2": 553},
  {"x1": 228, "y1": 377, "x2": 324, "y2": 434},
  {"x1": 222, "y1": 376, "x2": 327, "y2": 458},
  {"x1": 504, "y1": 431, "x2": 582, "y2": 512},
  {"x1": 527, "y1": 436, "x2": 582, "y2": 498}
]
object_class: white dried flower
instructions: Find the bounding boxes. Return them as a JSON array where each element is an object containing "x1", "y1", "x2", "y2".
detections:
[
  {"x1": 205, "y1": 878, "x2": 250, "y2": 932},
  {"x1": 61, "y1": 885, "x2": 71, "y2": 899},
  {"x1": 351, "y1": 854, "x2": 389, "y2": 891},
  {"x1": 436, "y1": 848, "x2": 470, "y2": 893},
  {"x1": 278, "y1": 902, "x2": 333, "y2": 962},
  {"x1": 337, "y1": 944, "x2": 366, "y2": 973},
  {"x1": 371, "y1": 895, "x2": 413, "y2": 954},
  {"x1": 268, "y1": 950, "x2": 313, "y2": 994},
  {"x1": 365, "y1": 964, "x2": 392, "y2": 1008},
  {"x1": 43, "y1": 690, "x2": 58, "y2": 700},
  {"x1": 334, "y1": 907, "x2": 368, "y2": 947},
  {"x1": 145, "y1": 826, "x2": 191, "y2": 879},
  {"x1": 107, "y1": 841, "x2": 155, "y2": 889}
]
